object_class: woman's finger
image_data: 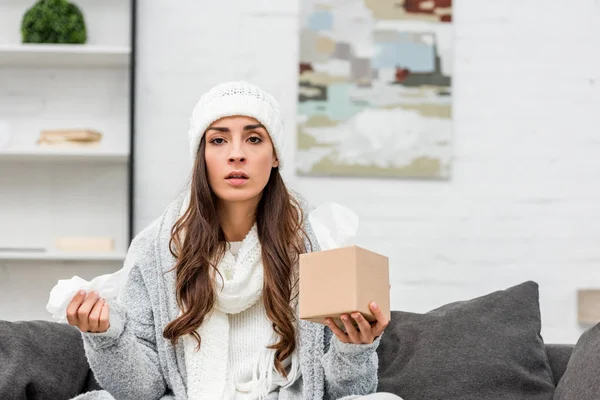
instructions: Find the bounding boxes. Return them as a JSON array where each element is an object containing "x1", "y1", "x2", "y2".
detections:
[
  {"x1": 352, "y1": 312, "x2": 374, "y2": 343},
  {"x1": 66, "y1": 290, "x2": 86, "y2": 326},
  {"x1": 98, "y1": 303, "x2": 110, "y2": 332},
  {"x1": 77, "y1": 291, "x2": 100, "y2": 332},
  {"x1": 369, "y1": 302, "x2": 389, "y2": 337},
  {"x1": 326, "y1": 318, "x2": 349, "y2": 343},
  {"x1": 340, "y1": 314, "x2": 360, "y2": 343},
  {"x1": 88, "y1": 297, "x2": 105, "y2": 332}
]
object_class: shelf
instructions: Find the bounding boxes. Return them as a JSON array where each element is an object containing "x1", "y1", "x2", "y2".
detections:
[
  {"x1": 0, "y1": 250, "x2": 127, "y2": 262},
  {"x1": 0, "y1": 147, "x2": 129, "y2": 162},
  {"x1": 0, "y1": 44, "x2": 131, "y2": 67}
]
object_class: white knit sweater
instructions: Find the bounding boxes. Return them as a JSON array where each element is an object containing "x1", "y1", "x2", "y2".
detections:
[
  {"x1": 227, "y1": 241, "x2": 293, "y2": 399},
  {"x1": 184, "y1": 240, "x2": 298, "y2": 399}
]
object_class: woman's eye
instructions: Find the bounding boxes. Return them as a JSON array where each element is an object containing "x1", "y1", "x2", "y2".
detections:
[
  {"x1": 211, "y1": 138, "x2": 225, "y2": 145},
  {"x1": 249, "y1": 136, "x2": 262, "y2": 144}
]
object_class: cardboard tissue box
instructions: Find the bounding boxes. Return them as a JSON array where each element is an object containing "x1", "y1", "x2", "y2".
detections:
[{"x1": 299, "y1": 203, "x2": 391, "y2": 330}]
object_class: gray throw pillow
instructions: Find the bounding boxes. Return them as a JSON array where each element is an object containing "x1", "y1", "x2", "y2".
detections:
[
  {"x1": 376, "y1": 281, "x2": 555, "y2": 400},
  {"x1": 0, "y1": 320, "x2": 100, "y2": 399},
  {"x1": 554, "y1": 322, "x2": 600, "y2": 399}
]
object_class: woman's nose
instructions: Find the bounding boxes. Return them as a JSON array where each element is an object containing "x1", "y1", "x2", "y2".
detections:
[
  {"x1": 228, "y1": 145, "x2": 246, "y2": 163},
  {"x1": 228, "y1": 155, "x2": 246, "y2": 163}
]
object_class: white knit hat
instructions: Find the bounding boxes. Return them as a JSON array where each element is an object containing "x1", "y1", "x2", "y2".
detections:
[{"x1": 188, "y1": 81, "x2": 285, "y2": 169}]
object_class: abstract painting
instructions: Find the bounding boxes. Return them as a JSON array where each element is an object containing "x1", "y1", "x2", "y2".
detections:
[{"x1": 297, "y1": 0, "x2": 453, "y2": 179}]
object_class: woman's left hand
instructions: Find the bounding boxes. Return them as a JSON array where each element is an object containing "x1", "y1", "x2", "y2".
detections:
[{"x1": 326, "y1": 302, "x2": 389, "y2": 345}]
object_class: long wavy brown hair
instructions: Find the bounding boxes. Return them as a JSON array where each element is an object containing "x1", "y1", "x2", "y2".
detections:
[{"x1": 163, "y1": 135, "x2": 308, "y2": 377}]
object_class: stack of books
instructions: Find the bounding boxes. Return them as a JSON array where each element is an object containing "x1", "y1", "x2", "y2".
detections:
[{"x1": 37, "y1": 129, "x2": 102, "y2": 147}]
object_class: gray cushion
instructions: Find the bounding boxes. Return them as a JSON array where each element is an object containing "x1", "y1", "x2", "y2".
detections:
[
  {"x1": 376, "y1": 281, "x2": 556, "y2": 400},
  {"x1": 554, "y1": 322, "x2": 600, "y2": 399},
  {"x1": 545, "y1": 344, "x2": 574, "y2": 385},
  {"x1": 0, "y1": 320, "x2": 100, "y2": 399}
]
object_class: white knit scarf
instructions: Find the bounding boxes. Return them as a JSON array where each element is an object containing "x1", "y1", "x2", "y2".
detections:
[{"x1": 179, "y1": 192, "x2": 300, "y2": 399}]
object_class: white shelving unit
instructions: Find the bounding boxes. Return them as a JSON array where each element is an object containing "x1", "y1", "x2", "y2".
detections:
[
  {"x1": 0, "y1": 44, "x2": 131, "y2": 67},
  {"x1": 0, "y1": 147, "x2": 129, "y2": 162},
  {"x1": 0, "y1": 1, "x2": 134, "y2": 321},
  {"x1": 0, "y1": 250, "x2": 127, "y2": 262}
]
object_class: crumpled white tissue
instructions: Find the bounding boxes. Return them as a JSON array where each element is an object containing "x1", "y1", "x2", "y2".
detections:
[
  {"x1": 46, "y1": 265, "x2": 130, "y2": 323},
  {"x1": 308, "y1": 202, "x2": 359, "y2": 251}
]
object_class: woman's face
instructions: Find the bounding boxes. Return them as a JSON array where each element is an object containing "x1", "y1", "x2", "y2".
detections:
[{"x1": 204, "y1": 115, "x2": 279, "y2": 204}]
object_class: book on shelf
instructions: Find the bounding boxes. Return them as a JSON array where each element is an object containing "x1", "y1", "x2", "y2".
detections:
[
  {"x1": 55, "y1": 237, "x2": 115, "y2": 252},
  {"x1": 37, "y1": 129, "x2": 103, "y2": 147},
  {"x1": 0, "y1": 246, "x2": 47, "y2": 253}
]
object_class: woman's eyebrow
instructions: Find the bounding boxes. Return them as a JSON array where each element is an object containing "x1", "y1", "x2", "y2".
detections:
[
  {"x1": 243, "y1": 124, "x2": 266, "y2": 131},
  {"x1": 206, "y1": 126, "x2": 229, "y2": 133},
  {"x1": 206, "y1": 124, "x2": 265, "y2": 133}
]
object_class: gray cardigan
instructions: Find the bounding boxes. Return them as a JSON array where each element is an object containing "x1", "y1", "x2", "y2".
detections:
[{"x1": 74, "y1": 191, "x2": 381, "y2": 400}]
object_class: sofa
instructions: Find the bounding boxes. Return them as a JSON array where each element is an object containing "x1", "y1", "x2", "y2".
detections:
[{"x1": 1, "y1": 281, "x2": 598, "y2": 400}]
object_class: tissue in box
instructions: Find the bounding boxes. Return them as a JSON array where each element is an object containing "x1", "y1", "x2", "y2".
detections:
[{"x1": 299, "y1": 245, "x2": 390, "y2": 328}]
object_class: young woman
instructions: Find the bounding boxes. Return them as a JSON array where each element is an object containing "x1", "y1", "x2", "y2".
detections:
[{"x1": 67, "y1": 81, "x2": 402, "y2": 400}]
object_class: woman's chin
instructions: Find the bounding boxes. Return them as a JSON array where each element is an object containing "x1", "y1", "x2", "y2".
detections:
[{"x1": 216, "y1": 187, "x2": 261, "y2": 203}]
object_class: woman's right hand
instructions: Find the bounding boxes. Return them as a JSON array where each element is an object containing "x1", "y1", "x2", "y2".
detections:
[{"x1": 66, "y1": 290, "x2": 110, "y2": 333}]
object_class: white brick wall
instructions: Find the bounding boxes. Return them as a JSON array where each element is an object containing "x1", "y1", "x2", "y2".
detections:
[{"x1": 134, "y1": 0, "x2": 600, "y2": 344}]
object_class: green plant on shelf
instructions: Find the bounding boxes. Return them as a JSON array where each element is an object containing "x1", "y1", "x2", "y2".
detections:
[{"x1": 21, "y1": 0, "x2": 87, "y2": 44}]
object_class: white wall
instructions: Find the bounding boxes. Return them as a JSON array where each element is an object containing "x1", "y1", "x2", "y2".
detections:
[{"x1": 133, "y1": 0, "x2": 600, "y2": 345}]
